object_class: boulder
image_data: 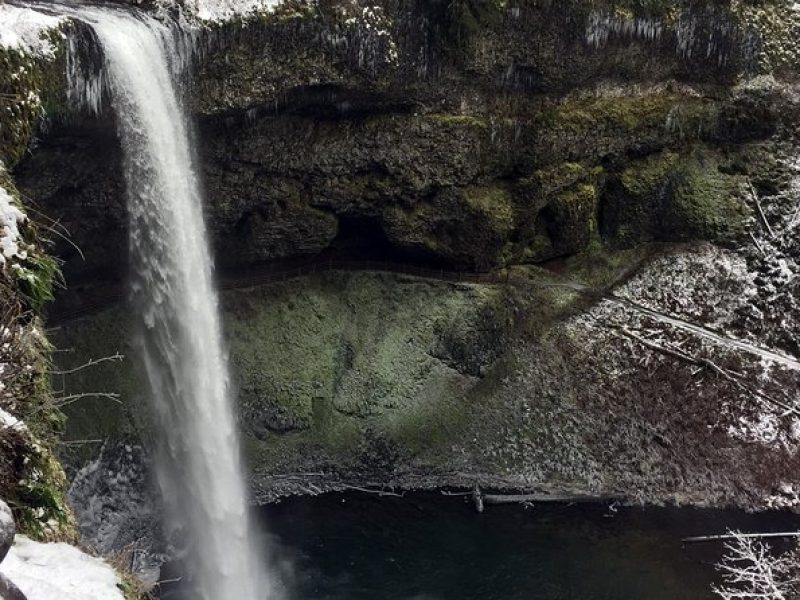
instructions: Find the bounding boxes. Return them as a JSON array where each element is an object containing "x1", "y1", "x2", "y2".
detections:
[
  {"x1": 0, "y1": 500, "x2": 14, "y2": 564},
  {"x1": 0, "y1": 572, "x2": 27, "y2": 600}
]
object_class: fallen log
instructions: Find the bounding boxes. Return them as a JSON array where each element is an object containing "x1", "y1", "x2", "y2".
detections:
[
  {"x1": 483, "y1": 493, "x2": 617, "y2": 506},
  {"x1": 683, "y1": 532, "x2": 800, "y2": 544},
  {"x1": 468, "y1": 483, "x2": 619, "y2": 511}
]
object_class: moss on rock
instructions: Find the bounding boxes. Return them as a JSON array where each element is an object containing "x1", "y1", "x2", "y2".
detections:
[
  {"x1": 604, "y1": 147, "x2": 751, "y2": 245},
  {"x1": 668, "y1": 153, "x2": 751, "y2": 241},
  {"x1": 515, "y1": 162, "x2": 602, "y2": 261},
  {"x1": 0, "y1": 171, "x2": 73, "y2": 541},
  {"x1": 52, "y1": 271, "x2": 529, "y2": 481},
  {"x1": 733, "y1": 0, "x2": 800, "y2": 78}
]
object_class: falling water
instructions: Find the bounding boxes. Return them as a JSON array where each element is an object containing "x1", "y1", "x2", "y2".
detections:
[{"x1": 66, "y1": 8, "x2": 269, "y2": 600}]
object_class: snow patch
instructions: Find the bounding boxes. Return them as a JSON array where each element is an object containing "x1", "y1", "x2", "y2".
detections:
[
  {"x1": 0, "y1": 407, "x2": 27, "y2": 433},
  {"x1": 0, "y1": 5, "x2": 64, "y2": 57},
  {"x1": 0, "y1": 536, "x2": 125, "y2": 600},
  {"x1": 0, "y1": 183, "x2": 27, "y2": 268},
  {"x1": 727, "y1": 410, "x2": 782, "y2": 446},
  {"x1": 615, "y1": 245, "x2": 756, "y2": 331},
  {"x1": 766, "y1": 482, "x2": 800, "y2": 509}
]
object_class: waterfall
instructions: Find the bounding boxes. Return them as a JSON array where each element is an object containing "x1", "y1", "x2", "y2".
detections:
[{"x1": 65, "y1": 8, "x2": 271, "y2": 599}]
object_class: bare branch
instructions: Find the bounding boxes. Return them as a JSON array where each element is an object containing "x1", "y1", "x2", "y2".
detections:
[
  {"x1": 748, "y1": 180, "x2": 775, "y2": 240},
  {"x1": 713, "y1": 531, "x2": 798, "y2": 600},
  {"x1": 52, "y1": 392, "x2": 122, "y2": 409},
  {"x1": 49, "y1": 353, "x2": 124, "y2": 375}
]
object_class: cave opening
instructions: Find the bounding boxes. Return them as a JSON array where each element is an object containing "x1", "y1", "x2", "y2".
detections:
[{"x1": 328, "y1": 215, "x2": 451, "y2": 270}]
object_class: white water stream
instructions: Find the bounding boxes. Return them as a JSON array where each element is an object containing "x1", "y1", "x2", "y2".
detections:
[{"x1": 66, "y1": 8, "x2": 271, "y2": 600}]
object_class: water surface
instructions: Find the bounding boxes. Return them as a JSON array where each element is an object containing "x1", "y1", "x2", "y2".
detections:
[{"x1": 163, "y1": 492, "x2": 800, "y2": 599}]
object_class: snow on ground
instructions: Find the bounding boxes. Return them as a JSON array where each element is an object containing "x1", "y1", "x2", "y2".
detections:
[
  {"x1": 175, "y1": 0, "x2": 283, "y2": 21},
  {"x1": 0, "y1": 4, "x2": 64, "y2": 57},
  {"x1": 614, "y1": 244, "x2": 757, "y2": 332},
  {"x1": 0, "y1": 183, "x2": 27, "y2": 268},
  {"x1": 0, "y1": 536, "x2": 124, "y2": 600}
]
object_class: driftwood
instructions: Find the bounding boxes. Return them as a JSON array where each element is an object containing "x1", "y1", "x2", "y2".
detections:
[
  {"x1": 683, "y1": 532, "x2": 800, "y2": 544},
  {"x1": 341, "y1": 485, "x2": 405, "y2": 498},
  {"x1": 483, "y1": 493, "x2": 615, "y2": 505},
  {"x1": 470, "y1": 483, "x2": 617, "y2": 512}
]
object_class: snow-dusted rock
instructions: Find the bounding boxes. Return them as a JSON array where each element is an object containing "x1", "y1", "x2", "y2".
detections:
[
  {"x1": 0, "y1": 499, "x2": 14, "y2": 564},
  {"x1": 0, "y1": 4, "x2": 64, "y2": 57},
  {"x1": 0, "y1": 536, "x2": 125, "y2": 600}
]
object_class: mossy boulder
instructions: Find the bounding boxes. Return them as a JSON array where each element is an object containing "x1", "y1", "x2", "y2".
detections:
[
  {"x1": 603, "y1": 148, "x2": 751, "y2": 245},
  {"x1": 667, "y1": 154, "x2": 751, "y2": 241},
  {"x1": 383, "y1": 184, "x2": 516, "y2": 270},
  {"x1": 514, "y1": 162, "x2": 602, "y2": 262}
]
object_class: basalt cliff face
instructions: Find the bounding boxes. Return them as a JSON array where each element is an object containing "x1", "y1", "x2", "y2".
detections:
[
  {"x1": 19, "y1": 1, "x2": 798, "y2": 287},
  {"x1": 4, "y1": 2, "x2": 800, "y2": 557}
]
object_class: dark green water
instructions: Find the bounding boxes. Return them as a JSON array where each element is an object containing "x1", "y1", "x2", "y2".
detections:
[{"x1": 161, "y1": 492, "x2": 800, "y2": 600}]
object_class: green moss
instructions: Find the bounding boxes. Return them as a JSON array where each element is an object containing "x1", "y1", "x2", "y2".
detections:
[
  {"x1": 0, "y1": 47, "x2": 40, "y2": 166},
  {"x1": 620, "y1": 150, "x2": 680, "y2": 196},
  {"x1": 49, "y1": 309, "x2": 144, "y2": 471},
  {"x1": 58, "y1": 272, "x2": 520, "y2": 478},
  {"x1": 12, "y1": 253, "x2": 60, "y2": 312},
  {"x1": 732, "y1": 0, "x2": 800, "y2": 77},
  {"x1": 541, "y1": 93, "x2": 717, "y2": 137},
  {"x1": 545, "y1": 182, "x2": 600, "y2": 254},
  {"x1": 606, "y1": 148, "x2": 751, "y2": 245},
  {"x1": 670, "y1": 155, "x2": 751, "y2": 241},
  {"x1": 0, "y1": 170, "x2": 63, "y2": 314},
  {"x1": 463, "y1": 185, "x2": 515, "y2": 232},
  {"x1": 604, "y1": 150, "x2": 679, "y2": 245},
  {"x1": 13, "y1": 448, "x2": 74, "y2": 540},
  {"x1": 587, "y1": 0, "x2": 682, "y2": 19},
  {"x1": 514, "y1": 161, "x2": 602, "y2": 261},
  {"x1": 526, "y1": 162, "x2": 598, "y2": 197},
  {"x1": 0, "y1": 163, "x2": 80, "y2": 541},
  {"x1": 0, "y1": 35, "x2": 66, "y2": 168}
]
